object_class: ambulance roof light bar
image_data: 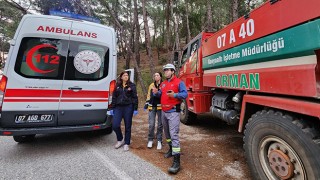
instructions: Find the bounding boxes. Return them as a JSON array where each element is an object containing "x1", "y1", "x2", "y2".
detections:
[{"x1": 49, "y1": 10, "x2": 101, "y2": 24}]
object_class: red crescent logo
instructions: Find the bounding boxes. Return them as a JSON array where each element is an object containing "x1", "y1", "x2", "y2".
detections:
[{"x1": 26, "y1": 44, "x2": 58, "y2": 74}]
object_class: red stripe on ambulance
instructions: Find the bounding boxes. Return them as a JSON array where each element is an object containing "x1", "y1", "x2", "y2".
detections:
[{"x1": 4, "y1": 89, "x2": 109, "y2": 98}]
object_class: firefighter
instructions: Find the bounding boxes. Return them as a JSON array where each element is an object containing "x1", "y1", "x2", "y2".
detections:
[{"x1": 153, "y1": 63, "x2": 188, "y2": 174}]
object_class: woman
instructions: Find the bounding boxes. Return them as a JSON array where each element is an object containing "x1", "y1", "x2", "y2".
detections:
[
  {"x1": 110, "y1": 71, "x2": 138, "y2": 151},
  {"x1": 144, "y1": 72, "x2": 163, "y2": 149}
]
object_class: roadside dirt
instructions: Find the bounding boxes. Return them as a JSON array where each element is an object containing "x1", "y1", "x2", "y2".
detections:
[{"x1": 129, "y1": 109, "x2": 253, "y2": 179}]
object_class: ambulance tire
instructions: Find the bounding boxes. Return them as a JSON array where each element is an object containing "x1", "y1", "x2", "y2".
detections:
[
  {"x1": 180, "y1": 99, "x2": 197, "y2": 125},
  {"x1": 97, "y1": 126, "x2": 113, "y2": 135},
  {"x1": 244, "y1": 110, "x2": 320, "y2": 180},
  {"x1": 13, "y1": 134, "x2": 36, "y2": 143}
]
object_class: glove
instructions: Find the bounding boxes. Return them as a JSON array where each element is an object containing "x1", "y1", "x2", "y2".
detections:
[
  {"x1": 109, "y1": 110, "x2": 114, "y2": 116},
  {"x1": 143, "y1": 103, "x2": 148, "y2": 111},
  {"x1": 133, "y1": 110, "x2": 138, "y2": 116}
]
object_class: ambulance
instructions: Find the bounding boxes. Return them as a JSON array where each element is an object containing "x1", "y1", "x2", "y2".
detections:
[{"x1": 0, "y1": 14, "x2": 122, "y2": 142}]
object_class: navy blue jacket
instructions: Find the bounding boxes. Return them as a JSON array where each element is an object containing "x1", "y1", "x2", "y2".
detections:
[{"x1": 111, "y1": 82, "x2": 138, "y2": 110}]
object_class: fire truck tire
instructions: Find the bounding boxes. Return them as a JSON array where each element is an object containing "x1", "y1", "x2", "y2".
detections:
[
  {"x1": 13, "y1": 134, "x2": 36, "y2": 143},
  {"x1": 244, "y1": 110, "x2": 320, "y2": 180},
  {"x1": 180, "y1": 99, "x2": 197, "y2": 125}
]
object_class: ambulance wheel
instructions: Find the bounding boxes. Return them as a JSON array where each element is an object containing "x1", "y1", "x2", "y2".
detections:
[
  {"x1": 244, "y1": 110, "x2": 320, "y2": 180},
  {"x1": 180, "y1": 99, "x2": 197, "y2": 125},
  {"x1": 13, "y1": 134, "x2": 36, "y2": 143},
  {"x1": 97, "y1": 126, "x2": 113, "y2": 135},
  {"x1": 104, "y1": 126, "x2": 113, "y2": 134}
]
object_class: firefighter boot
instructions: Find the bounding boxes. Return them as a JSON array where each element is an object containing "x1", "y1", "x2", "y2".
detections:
[
  {"x1": 164, "y1": 145, "x2": 173, "y2": 158},
  {"x1": 168, "y1": 154, "x2": 180, "y2": 174}
]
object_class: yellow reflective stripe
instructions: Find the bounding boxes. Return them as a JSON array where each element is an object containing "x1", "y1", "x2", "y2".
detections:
[
  {"x1": 166, "y1": 139, "x2": 171, "y2": 143},
  {"x1": 172, "y1": 147, "x2": 180, "y2": 152},
  {"x1": 148, "y1": 106, "x2": 162, "y2": 110}
]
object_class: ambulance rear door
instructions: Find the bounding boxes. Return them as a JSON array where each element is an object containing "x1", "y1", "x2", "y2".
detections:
[
  {"x1": 1, "y1": 15, "x2": 71, "y2": 128},
  {"x1": 58, "y1": 21, "x2": 115, "y2": 126}
]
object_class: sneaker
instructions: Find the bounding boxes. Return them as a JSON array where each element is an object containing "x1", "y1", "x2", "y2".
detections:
[
  {"x1": 147, "y1": 141, "x2": 153, "y2": 148},
  {"x1": 124, "y1": 144, "x2": 129, "y2": 151},
  {"x1": 157, "y1": 141, "x2": 162, "y2": 150},
  {"x1": 114, "y1": 139, "x2": 124, "y2": 149}
]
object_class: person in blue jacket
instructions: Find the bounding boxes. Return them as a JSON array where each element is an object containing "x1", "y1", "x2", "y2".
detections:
[{"x1": 110, "y1": 71, "x2": 138, "y2": 151}]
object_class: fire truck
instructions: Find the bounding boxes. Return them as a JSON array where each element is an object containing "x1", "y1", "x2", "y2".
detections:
[{"x1": 174, "y1": 0, "x2": 320, "y2": 179}]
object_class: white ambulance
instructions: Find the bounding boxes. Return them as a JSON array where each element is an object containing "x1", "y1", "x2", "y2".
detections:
[{"x1": 0, "y1": 14, "x2": 120, "y2": 142}]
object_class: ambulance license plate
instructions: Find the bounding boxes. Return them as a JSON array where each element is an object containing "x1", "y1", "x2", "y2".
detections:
[{"x1": 15, "y1": 114, "x2": 54, "y2": 123}]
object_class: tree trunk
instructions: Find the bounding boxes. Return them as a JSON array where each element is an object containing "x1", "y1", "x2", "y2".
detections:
[
  {"x1": 125, "y1": 0, "x2": 133, "y2": 69},
  {"x1": 133, "y1": 0, "x2": 141, "y2": 67},
  {"x1": 161, "y1": 2, "x2": 165, "y2": 47},
  {"x1": 185, "y1": 0, "x2": 191, "y2": 43},
  {"x1": 171, "y1": 1, "x2": 180, "y2": 52},
  {"x1": 206, "y1": 0, "x2": 213, "y2": 31},
  {"x1": 165, "y1": 0, "x2": 171, "y2": 53},
  {"x1": 0, "y1": 36, "x2": 3, "y2": 67},
  {"x1": 104, "y1": 2, "x2": 148, "y2": 99},
  {"x1": 4, "y1": 0, "x2": 27, "y2": 14},
  {"x1": 142, "y1": 0, "x2": 155, "y2": 76},
  {"x1": 153, "y1": 13, "x2": 160, "y2": 64},
  {"x1": 232, "y1": 0, "x2": 239, "y2": 21}
]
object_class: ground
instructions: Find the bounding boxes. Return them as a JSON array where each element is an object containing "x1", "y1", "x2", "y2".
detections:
[{"x1": 129, "y1": 110, "x2": 252, "y2": 179}]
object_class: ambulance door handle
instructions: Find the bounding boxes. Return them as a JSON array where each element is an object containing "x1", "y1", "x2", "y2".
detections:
[{"x1": 68, "y1": 86, "x2": 82, "y2": 92}]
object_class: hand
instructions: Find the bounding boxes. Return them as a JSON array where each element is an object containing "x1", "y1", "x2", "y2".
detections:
[
  {"x1": 133, "y1": 110, "x2": 138, "y2": 116},
  {"x1": 109, "y1": 110, "x2": 114, "y2": 116},
  {"x1": 143, "y1": 103, "x2": 148, "y2": 111},
  {"x1": 167, "y1": 91, "x2": 175, "y2": 98},
  {"x1": 152, "y1": 87, "x2": 158, "y2": 94}
]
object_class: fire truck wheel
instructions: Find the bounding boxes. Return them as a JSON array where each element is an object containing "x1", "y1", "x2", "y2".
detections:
[
  {"x1": 13, "y1": 134, "x2": 36, "y2": 143},
  {"x1": 244, "y1": 110, "x2": 320, "y2": 180},
  {"x1": 180, "y1": 99, "x2": 197, "y2": 125}
]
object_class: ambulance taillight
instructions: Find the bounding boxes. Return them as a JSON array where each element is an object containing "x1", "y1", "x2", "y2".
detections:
[
  {"x1": 108, "y1": 80, "x2": 116, "y2": 109},
  {"x1": 0, "y1": 75, "x2": 7, "y2": 111}
]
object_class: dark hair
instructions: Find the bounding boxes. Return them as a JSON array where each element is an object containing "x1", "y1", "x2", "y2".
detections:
[
  {"x1": 154, "y1": 72, "x2": 162, "y2": 87},
  {"x1": 154, "y1": 72, "x2": 162, "y2": 78},
  {"x1": 117, "y1": 71, "x2": 132, "y2": 85}
]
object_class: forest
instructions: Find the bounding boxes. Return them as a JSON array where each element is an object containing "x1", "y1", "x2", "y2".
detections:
[{"x1": 0, "y1": 0, "x2": 267, "y2": 98}]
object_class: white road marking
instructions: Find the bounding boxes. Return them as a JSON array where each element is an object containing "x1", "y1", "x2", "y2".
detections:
[{"x1": 79, "y1": 140, "x2": 133, "y2": 180}]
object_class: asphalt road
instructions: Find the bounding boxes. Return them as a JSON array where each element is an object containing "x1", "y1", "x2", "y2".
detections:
[{"x1": 0, "y1": 132, "x2": 172, "y2": 180}]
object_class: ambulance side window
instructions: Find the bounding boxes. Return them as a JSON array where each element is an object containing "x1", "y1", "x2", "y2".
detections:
[
  {"x1": 64, "y1": 41, "x2": 109, "y2": 81},
  {"x1": 15, "y1": 37, "x2": 67, "y2": 79}
]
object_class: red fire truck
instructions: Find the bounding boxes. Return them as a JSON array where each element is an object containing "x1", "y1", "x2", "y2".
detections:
[{"x1": 174, "y1": 0, "x2": 320, "y2": 179}]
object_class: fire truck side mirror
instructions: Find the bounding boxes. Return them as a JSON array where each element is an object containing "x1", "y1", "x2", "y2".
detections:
[{"x1": 173, "y1": 51, "x2": 179, "y2": 66}]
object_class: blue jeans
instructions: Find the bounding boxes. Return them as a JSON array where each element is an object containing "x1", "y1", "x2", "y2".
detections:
[
  {"x1": 112, "y1": 104, "x2": 134, "y2": 145},
  {"x1": 148, "y1": 109, "x2": 163, "y2": 142}
]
